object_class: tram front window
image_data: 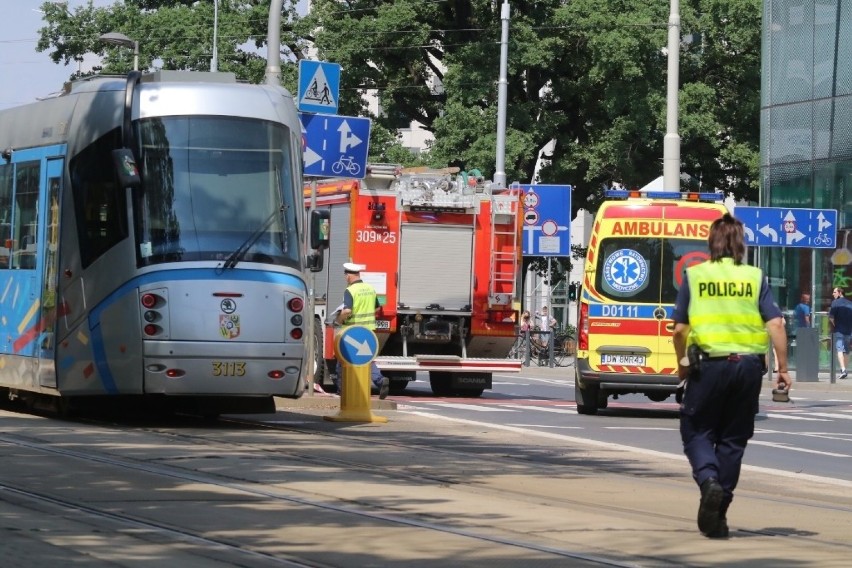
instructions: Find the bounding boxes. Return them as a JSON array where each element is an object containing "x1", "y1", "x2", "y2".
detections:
[{"x1": 136, "y1": 116, "x2": 300, "y2": 268}]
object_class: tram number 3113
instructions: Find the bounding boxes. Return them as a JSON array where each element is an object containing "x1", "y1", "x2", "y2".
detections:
[{"x1": 212, "y1": 361, "x2": 247, "y2": 377}]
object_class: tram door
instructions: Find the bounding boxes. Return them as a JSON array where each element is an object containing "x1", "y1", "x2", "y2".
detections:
[{"x1": 0, "y1": 146, "x2": 64, "y2": 388}]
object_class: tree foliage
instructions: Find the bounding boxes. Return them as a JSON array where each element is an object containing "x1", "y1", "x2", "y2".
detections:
[{"x1": 36, "y1": 0, "x2": 762, "y2": 214}]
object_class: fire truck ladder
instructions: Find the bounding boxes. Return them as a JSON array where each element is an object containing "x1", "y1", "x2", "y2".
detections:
[{"x1": 489, "y1": 191, "x2": 519, "y2": 305}]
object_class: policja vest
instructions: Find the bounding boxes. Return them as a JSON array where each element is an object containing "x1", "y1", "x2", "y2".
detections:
[
  {"x1": 342, "y1": 281, "x2": 377, "y2": 330},
  {"x1": 686, "y1": 257, "x2": 768, "y2": 356}
]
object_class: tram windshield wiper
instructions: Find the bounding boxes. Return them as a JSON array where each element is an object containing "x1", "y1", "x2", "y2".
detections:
[{"x1": 221, "y1": 206, "x2": 285, "y2": 270}]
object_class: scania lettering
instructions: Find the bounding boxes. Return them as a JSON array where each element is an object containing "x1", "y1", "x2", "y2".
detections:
[{"x1": 574, "y1": 189, "x2": 728, "y2": 415}]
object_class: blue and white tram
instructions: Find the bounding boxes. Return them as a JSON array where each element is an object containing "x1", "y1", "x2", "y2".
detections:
[{"x1": 0, "y1": 70, "x2": 311, "y2": 415}]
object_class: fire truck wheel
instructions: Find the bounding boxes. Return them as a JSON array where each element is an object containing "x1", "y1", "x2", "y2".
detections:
[
  {"x1": 575, "y1": 381, "x2": 599, "y2": 415},
  {"x1": 429, "y1": 372, "x2": 453, "y2": 396},
  {"x1": 389, "y1": 379, "x2": 408, "y2": 395}
]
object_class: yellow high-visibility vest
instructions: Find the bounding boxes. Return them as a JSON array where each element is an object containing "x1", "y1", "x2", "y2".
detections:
[
  {"x1": 343, "y1": 281, "x2": 376, "y2": 330},
  {"x1": 686, "y1": 258, "x2": 768, "y2": 355}
]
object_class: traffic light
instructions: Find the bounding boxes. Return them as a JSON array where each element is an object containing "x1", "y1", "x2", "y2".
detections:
[{"x1": 568, "y1": 282, "x2": 577, "y2": 301}]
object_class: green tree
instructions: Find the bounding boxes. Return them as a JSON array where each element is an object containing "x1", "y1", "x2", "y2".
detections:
[{"x1": 36, "y1": 0, "x2": 761, "y2": 211}]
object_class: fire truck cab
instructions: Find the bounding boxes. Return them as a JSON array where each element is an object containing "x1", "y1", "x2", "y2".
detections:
[{"x1": 306, "y1": 165, "x2": 523, "y2": 396}]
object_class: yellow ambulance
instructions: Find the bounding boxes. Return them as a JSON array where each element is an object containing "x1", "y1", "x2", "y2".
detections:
[{"x1": 574, "y1": 190, "x2": 728, "y2": 414}]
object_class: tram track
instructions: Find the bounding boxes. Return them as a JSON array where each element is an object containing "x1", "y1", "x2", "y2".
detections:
[
  {"x1": 2, "y1": 407, "x2": 852, "y2": 566},
  {"x1": 0, "y1": 424, "x2": 645, "y2": 568}
]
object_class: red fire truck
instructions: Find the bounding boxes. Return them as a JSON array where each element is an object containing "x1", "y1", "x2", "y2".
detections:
[{"x1": 305, "y1": 164, "x2": 523, "y2": 396}]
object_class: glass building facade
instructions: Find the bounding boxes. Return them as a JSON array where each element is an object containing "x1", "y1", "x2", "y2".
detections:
[{"x1": 762, "y1": 1, "x2": 852, "y2": 368}]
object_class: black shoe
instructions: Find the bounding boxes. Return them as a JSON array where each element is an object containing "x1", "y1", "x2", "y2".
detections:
[
  {"x1": 698, "y1": 477, "x2": 724, "y2": 535},
  {"x1": 705, "y1": 517, "x2": 729, "y2": 539},
  {"x1": 378, "y1": 377, "x2": 390, "y2": 400}
]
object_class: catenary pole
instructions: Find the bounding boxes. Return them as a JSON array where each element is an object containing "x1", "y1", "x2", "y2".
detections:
[{"x1": 663, "y1": 0, "x2": 681, "y2": 191}]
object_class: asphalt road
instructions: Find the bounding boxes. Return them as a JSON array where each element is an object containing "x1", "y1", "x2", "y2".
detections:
[{"x1": 391, "y1": 364, "x2": 852, "y2": 484}]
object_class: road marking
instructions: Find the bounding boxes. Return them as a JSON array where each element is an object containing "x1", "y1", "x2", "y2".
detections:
[
  {"x1": 402, "y1": 410, "x2": 852, "y2": 488},
  {"x1": 603, "y1": 427, "x2": 678, "y2": 431},
  {"x1": 507, "y1": 424, "x2": 584, "y2": 429},
  {"x1": 497, "y1": 404, "x2": 575, "y2": 413},
  {"x1": 427, "y1": 403, "x2": 516, "y2": 412},
  {"x1": 805, "y1": 411, "x2": 852, "y2": 420},
  {"x1": 749, "y1": 440, "x2": 852, "y2": 457},
  {"x1": 763, "y1": 413, "x2": 832, "y2": 421}
]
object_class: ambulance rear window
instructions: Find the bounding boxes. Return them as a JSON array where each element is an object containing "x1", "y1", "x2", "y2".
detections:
[{"x1": 596, "y1": 237, "x2": 711, "y2": 304}]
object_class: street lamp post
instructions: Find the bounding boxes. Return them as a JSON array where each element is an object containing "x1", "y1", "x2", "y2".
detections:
[{"x1": 99, "y1": 32, "x2": 139, "y2": 71}]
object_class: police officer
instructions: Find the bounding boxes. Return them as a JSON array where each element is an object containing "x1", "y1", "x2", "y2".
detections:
[
  {"x1": 334, "y1": 262, "x2": 389, "y2": 399},
  {"x1": 672, "y1": 213, "x2": 791, "y2": 539}
]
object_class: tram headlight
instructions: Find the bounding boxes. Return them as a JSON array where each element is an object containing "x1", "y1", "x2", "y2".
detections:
[
  {"x1": 143, "y1": 310, "x2": 158, "y2": 323},
  {"x1": 288, "y1": 297, "x2": 304, "y2": 312},
  {"x1": 141, "y1": 293, "x2": 159, "y2": 308},
  {"x1": 290, "y1": 314, "x2": 303, "y2": 326},
  {"x1": 290, "y1": 328, "x2": 303, "y2": 340},
  {"x1": 144, "y1": 324, "x2": 159, "y2": 336}
]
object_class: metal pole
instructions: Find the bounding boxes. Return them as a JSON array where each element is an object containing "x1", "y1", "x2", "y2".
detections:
[
  {"x1": 662, "y1": 0, "x2": 680, "y2": 191},
  {"x1": 305, "y1": 178, "x2": 318, "y2": 395},
  {"x1": 211, "y1": 0, "x2": 219, "y2": 72},
  {"x1": 493, "y1": 0, "x2": 510, "y2": 189},
  {"x1": 265, "y1": 0, "x2": 283, "y2": 85},
  {"x1": 132, "y1": 41, "x2": 139, "y2": 71}
]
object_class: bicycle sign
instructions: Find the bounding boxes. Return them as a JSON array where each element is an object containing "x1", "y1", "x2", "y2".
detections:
[
  {"x1": 735, "y1": 206, "x2": 837, "y2": 249},
  {"x1": 300, "y1": 113, "x2": 372, "y2": 178},
  {"x1": 332, "y1": 156, "x2": 361, "y2": 176}
]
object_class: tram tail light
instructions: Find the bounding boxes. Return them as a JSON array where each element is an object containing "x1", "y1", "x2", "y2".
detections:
[{"x1": 140, "y1": 289, "x2": 168, "y2": 339}]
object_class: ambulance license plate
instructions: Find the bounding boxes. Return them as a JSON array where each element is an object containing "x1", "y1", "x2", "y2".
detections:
[
  {"x1": 375, "y1": 320, "x2": 390, "y2": 330},
  {"x1": 601, "y1": 354, "x2": 645, "y2": 365}
]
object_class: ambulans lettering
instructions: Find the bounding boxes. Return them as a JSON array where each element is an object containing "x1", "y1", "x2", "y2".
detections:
[
  {"x1": 697, "y1": 281, "x2": 755, "y2": 298},
  {"x1": 611, "y1": 221, "x2": 709, "y2": 238},
  {"x1": 602, "y1": 249, "x2": 648, "y2": 294}
]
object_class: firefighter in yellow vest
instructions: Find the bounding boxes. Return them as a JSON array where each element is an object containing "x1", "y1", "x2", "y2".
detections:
[
  {"x1": 672, "y1": 213, "x2": 791, "y2": 539},
  {"x1": 333, "y1": 262, "x2": 389, "y2": 399}
]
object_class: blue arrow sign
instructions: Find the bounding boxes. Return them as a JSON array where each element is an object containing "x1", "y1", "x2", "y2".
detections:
[
  {"x1": 300, "y1": 113, "x2": 371, "y2": 178},
  {"x1": 735, "y1": 206, "x2": 838, "y2": 248},
  {"x1": 518, "y1": 184, "x2": 572, "y2": 256},
  {"x1": 336, "y1": 326, "x2": 379, "y2": 366},
  {"x1": 297, "y1": 60, "x2": 340, "y2": 114}
]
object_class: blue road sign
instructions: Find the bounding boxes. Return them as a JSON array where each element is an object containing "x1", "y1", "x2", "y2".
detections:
[
  {"x1": 518, "y1": 184, "x2": 572, "y2": 256},
  {"x1": 735, "y1": 206, "x2": 838, "y2": 248},
  {"x1": 298, "y1": 60, "x2": 341, "y2": 114},
  {"x1": 300, "y1": 113, "x2": 371, "y2": 178},
  {"x1": 336, "y1": 326, "x2": 379, "y2": 366}
]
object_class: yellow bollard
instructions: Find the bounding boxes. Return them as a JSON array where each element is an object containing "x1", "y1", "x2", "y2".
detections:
[{"x1": 324, "y1": 326, "x2": 388, "y2": 423}]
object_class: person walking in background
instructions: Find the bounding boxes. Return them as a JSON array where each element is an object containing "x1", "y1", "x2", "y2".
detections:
[
  {"x1": 520, "y1": 310, "x2": 532, "y2": 332},
  {"x1": 672, "y1": 213, "x2": 790, "y2": 539},
  {"x1": 333, "y1": 262, "x2": 390, "y2": 398},
  {"x1": 829, "y1": 287, "x2": 852, "y2": 379},
  {"x1": 794, "y1": 292, "x2": 811, "y2": 329}
]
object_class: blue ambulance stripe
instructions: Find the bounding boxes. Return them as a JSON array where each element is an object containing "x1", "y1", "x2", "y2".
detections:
[{"x1": 588, "y1": 304, "x2": 673, "y2": 319}]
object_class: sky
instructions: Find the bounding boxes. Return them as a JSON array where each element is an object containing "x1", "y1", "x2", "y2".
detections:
[{"x1": 0, "y1": 0, "x2": 112, "y2": 111}]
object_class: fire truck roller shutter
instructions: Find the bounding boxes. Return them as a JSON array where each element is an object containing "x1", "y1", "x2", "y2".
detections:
[
  {"x1": 324, "y1": 205, "x2": 352, "y2": 322},
  {"x1": 398, "y1": 224, "x2": 473, "y2": 310}
]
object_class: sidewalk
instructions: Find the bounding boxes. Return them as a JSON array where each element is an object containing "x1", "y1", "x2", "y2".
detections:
[{"x1": 266, "y1": 379, "x2": 852, "y2": 567}]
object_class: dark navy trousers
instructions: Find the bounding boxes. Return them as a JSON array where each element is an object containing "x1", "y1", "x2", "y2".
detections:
[{"x1": 679, "y1": 355, "x2": 763, "y2": 508}]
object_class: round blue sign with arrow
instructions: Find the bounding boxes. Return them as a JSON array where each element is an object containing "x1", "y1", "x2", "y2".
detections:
[{"x1": 335, "y1": 326, "x2": 379, "y2": 366}]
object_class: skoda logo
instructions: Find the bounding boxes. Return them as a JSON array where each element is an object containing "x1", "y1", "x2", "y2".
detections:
[{"x1": 220, "y1": 299, "x2": 237, "y2": 314}]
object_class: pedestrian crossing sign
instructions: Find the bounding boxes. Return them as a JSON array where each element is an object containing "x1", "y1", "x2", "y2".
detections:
[{"x1": 298, "y1": 60, "x2": 340, "y2": 115}]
